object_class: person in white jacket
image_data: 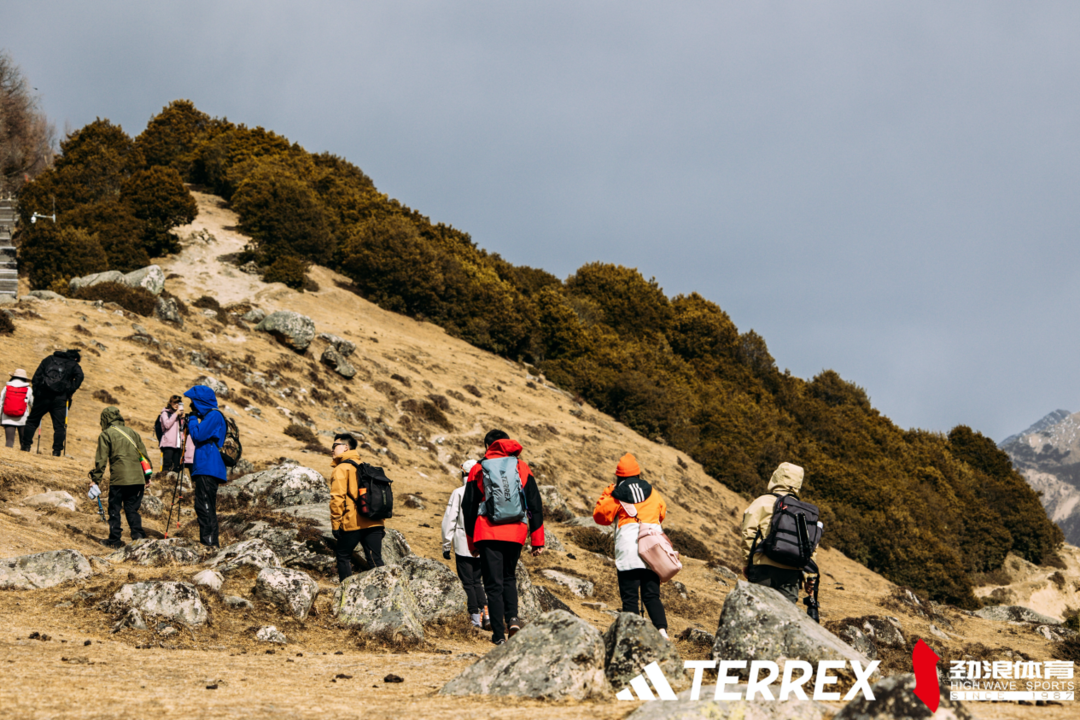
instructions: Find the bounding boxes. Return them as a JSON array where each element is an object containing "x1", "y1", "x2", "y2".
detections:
[
  {"x1": 442, "y1": 459, "x2": 489, "y2": 629},
  {"x1": 0, "y1": 369, "x2": 34, "y2": 449}
]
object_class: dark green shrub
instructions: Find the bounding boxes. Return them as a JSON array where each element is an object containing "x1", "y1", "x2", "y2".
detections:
[
  {"x1": 121, "y1": 165, "x2": 197, "y2": 256},
  {"x1": 566, "y1": 262, "x2": 673, "y2": 336},
  {"x1": 284, "y1": 424, "x2": 319, "y2": 444},
  {"x1": 18, "y1": 224, "x2": 108, "y2": 290},
  {"x1": 262, "y1": 255, "x2": 309, "y2": 289},
  {"x1": 665, "y1": 527, "x2": 712, "y2": 561},
  {"x1": 568, "y1": 527, "x2": 614, "y2": 558},
  {"x1": 231, "y1": 164, "x2": 333, "y2": 262},
  {"x1": 72, "y1": 282, "x2": 156, "y2": 316},
  {"x1": 401, "y1": 399, "x2": 453, "y2": 431},
  {"x1": 0, "y1": 312, "x2": 13, "y2": 334},
  {"x1": 91, "y1": 389, "x2": 119, "y2": 404},
  {"x1": 134, "y1": 100, "x2": 212, "y2": 171},
  {"x1": 62, "y1": 200, "x2": 150, "y2": 271}
]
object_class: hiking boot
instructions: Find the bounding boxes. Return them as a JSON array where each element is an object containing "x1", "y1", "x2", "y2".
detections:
[
  {"x1": 491, "y1": 638, "x2": 505, "y2": 646},
  {"x1": 507, "y1": 617, "x2": 523, "y2": 638},
  {"x1": 658, "y1": 628, "x2": 669, "y2": 640},
  {"x1": 100, "y1": 539, "x2": 124, "y2": 549}
]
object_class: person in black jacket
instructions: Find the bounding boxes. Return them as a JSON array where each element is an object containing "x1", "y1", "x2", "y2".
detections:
[{"x1": 21, "y1": 349, "x2": 83, "y2": 456}]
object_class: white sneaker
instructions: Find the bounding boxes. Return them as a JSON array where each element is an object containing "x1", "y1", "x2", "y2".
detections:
[{"x1": 658, "y1": 628, "x2": 669, "y2": 640}]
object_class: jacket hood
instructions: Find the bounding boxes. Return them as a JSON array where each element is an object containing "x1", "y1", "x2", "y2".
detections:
[
  {"x1": 331, "y1": 448, "x2": 361, "y2": 467},
  {"x1": 767, "y1": 462, "x2": 804, "y2": 495},
  {"x1": 184, "y1": 385, "x2": 219, "y2": 417},
  {"x1": 485, "y1": 438, "x2": 523, "y2": 459},
  {"x1": 99, "y1": 406, "x2": 124, "y2": 430},
  {"x1": 612, "y1": 475, "x2": 653, "y2": 504},
  {"x1": 6, "y1": 378, "x2": 29, "y2": 387},
  {"x1": 55, "y1": 349, "x2": 81, "y2": 362},
  {"x1": 461, "y1": 459, "x2": 478, "y2": 485}
]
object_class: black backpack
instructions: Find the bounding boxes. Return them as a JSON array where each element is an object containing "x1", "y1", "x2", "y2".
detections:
[
  {"x1": 215, "y1": 411, "x2": 242, "y2": 467},
  {"x1": 41, "y1": 356, "x2": 76, "y2": 394},
  {"x1": 153, "y1": 416, "x2": 164, "y2": 442},
  {"x1": 343, "y1": 460, "x2": 394, "y2": 520},
  {"x1": 751, "y1": 493, "x2": 823, "y2": 568}
]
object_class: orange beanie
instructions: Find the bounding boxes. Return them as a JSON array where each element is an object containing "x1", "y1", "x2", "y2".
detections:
[{"x1": 615, "y1": 453, "x2": 641, "y2": 477}]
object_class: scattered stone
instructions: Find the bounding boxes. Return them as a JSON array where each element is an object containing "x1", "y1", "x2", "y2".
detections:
[
  {"x1": 318, "y1": 333, "x2": 356, "y2": 357},
  {"x1": 564, "y1": 515, "x2": 614, "y2": 534},
  {"x1": 256, "y1": 625, "x2": 288, "y2": 644},
  {"x1": 122, "y1": 265, "x2": 166, "y2": 296},
  {"x1": 536, "y1": 586, "x2": 576, "y2": 615},
  {"x1": 254, "y1": 567, "x2": 319, "y2": 619},
  {"x1": 110, "y1": 581, "x2": 207, "y2": 626},
  {"x1": 256, "y1": 311, "x2": 316, "y2": 353},
  {"x1": 604, "y1": 612, "x2": 683, "y2": 689},
  {"x1": 974, "y1": 605, "x2": 1062, "y2": 626},
  {"x1": 710, "y1": 563, "x2": 739, "y2": 581},
  {"x1": 206, "y1": 539, "x2": 282, "y2": 575},
  {"x1": 398, "y1": 555, "x2": 468, "y2": 624},
  {"x1": 838, "y1": 625, "x2": 879, "y2": 661},
  {"x1": 439, "y1": 610, "x2": 610, "y2": 699},
  {"x1": 223, "y1": 595, "x2": 253, "y2": 610},
  {"x1": 220, "y1": 465, "x2": 331, "y2": 508},
  {"x1": 194, "y1": 375, "x2": 229, "y2": 398},
  {"x1": 139, "y1": 494, "x2": 164, "y2": 516},
  {"x1": 21, "y1": 490, "x2": 77, "y2": 512},
  {"x1": 242, "y1": 308, "x2": 266, "y2": 323},
  {"x1": 541, "y1": 569, "x2": 594, "y2": 597},
  {"x1": 154, "y1": 296, "x2": 183, "y2": 327},
  {"x1": 108, "y1": 538, "x2": 202, "y2": 566},
  {"x1": 851, "y1": 615, "x2": 906, "y2": 650},
  {"x1": 712, "y1": 581, "x2": 874, "y2": 683},
  {"x1": 0, "y1": 549, "x2": 93, "y2": 590},
  {"x1": 189, "y1": 351, "x2": 209, "y2": 369},
  {"x1": 582, "y1": 601, "x2": 608, "y2": 611},
  {"x1": 536, "y1": 485, "x2": 571, "y2": 520},
  {"x1": 331, "y1": 564, "x2": 425, "y2": 641},
  {"x1": 320, "y1": 347, "x2": 356, "y2": 379},
  {"x1": 113, "y1": 608, "x2": 148, "y2": 633},
  {"x1": 384, "y1": 674, "x2": 404, "y2": 683},
  {"x1": 672, "y1": 580, "x2": 689, "y2": 599},
  {"x1": 402, "y1": 494, "x2": 425, "y2": 510},
  {"x1": 192, "y1": 569, "x2": 224, "y2": 593},
  {"x1": 28, "y1": 290, "x2": 65, "y2": 301},
  {"x1": 834, "y1": 673, "x2": 974, "y2": 720}
]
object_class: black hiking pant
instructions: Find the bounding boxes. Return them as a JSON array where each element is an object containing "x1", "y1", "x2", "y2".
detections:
[
  {"x1": 455, "y1": 554, "x2": 488, "y2": 614},
  {"x1": 478, "y1": 540, "x2": 522, "y2": 642},
  {"x1": 335, "y1": 527, "x2": 385, "y2": 580},
  {"x1": 21, "y1": 393, "x2": 69, "y2": 455},
  {"x1": 192, "y1": 474, "x2": 220, "y2": 548},
  {"x1": 747, "y1": 564, "x2": 802, "y2": 604},
  {"x1": 161, "y1": 447, "x2": 182, "y2": 474},
  {"x1": 107, "y1": 484, "x2": 146, "y2": 542},
  {"x1": 617, "y1": 568, "x2": 668, "y2": 630}
]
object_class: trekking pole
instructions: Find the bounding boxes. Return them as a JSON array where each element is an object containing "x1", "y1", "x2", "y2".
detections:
[
  {"x1": 63, "y1": 400, "x2": 70, "y2": 457},
  {"x1": 164, "y1": 431, "x2": 187, "y2": 538},
  {"x1": 35, "y1": 426, "x2": 41, "y2": 454}
]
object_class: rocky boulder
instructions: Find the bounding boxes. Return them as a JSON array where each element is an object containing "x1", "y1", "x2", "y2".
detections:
[
  {"x1": 850, "y1": 615, "x2": 906, "y2": 649},
  {"x1": 974, "y1": 605, "x2": 1061, "y2": 625},
  {"x1": 537, "y1": 484, "x2": 572, "y2": 521},
  {"x1": 122, "y1": 265, "x2": 166, "y2": 295},
  {"x1": 254, "y1": 567, "x2": 318, "y2": 619},
  {"x1": 256, "y1": 625, "x2": 287, "y2": 644},
  {"x1": 192, "y1": 569, "x2": 223, "y2": 593},
  {"x1": 320, "y1": 347, "x2": 356, "y2": 379},
  {"x1": 354, "y1": 528, "x2": 413, "y2": 569},
  {"x1": 107, "y1": 538, "x2": 203, "y2": 566},
  {"x1": 712, "y1": 581, "x2": 874, "y2": 682},
  {"x1": 535, "y1": 585, "x2": 575, "y2": 614},
  {"x1": 154, "y1": 296, "x2": 183, "y2": 327},
  {"x1": 834, "y1": 673, "x2": 973, "y2": 720},
  {"x1": 229, "y1": 519, "x2": 335, "y2": 577},
  {"x1": 221, "y1": 464, "x2": 330, "y2": 508},
  {"x1": 242, "y1": 308, "x2": 265, "y2": 323},
  {"x1": 331, "y1": 564, "x2": 424, "y2": 641},
  {"x1": 398, "y1": 555, "x2": 468, "y2": 623},
  {"x1": 677, "y1": 627, "x2": 715, "y2": 647},
  {"x1": 194, "y1": 375, "x2": 229, "y2": 398},
  {"x1": 256, "y1": 311, "x2": 316, "y2": 353},
  {"x1": 21, "y1": 490, "x2": 77, "y2": 512},
  {"x1": 440, "y1": 610, "x2": 610, "y2": 699},
  {"x1": 837, "y1": 625, "x2": 879, "y2": 661},
  {"x1": 140, "y1": 494, "x2": 164, "y2": 516},
  {"x1": 626, "y1": 687, "x2": 832, "y2": 720},
  {"x1": 541, "y1": 569, "x2": 594, "y2": 597},
  {"x1": 515, "y1": 562, "x2": 543, "y2": 620},
  {"x1": 69, "y1": 270, "x2": 125, "y2": 293},
  {"x1": 206, "y1": 539, "x2": 282, "y2": 575},
  {"x1": 110, "y1": 581, "x2": 207, "y2": 626},
  {"x1": 0, "y1": 549, "x2": 92, "y2": 590},
  {"x1": 318, "y1": 333, "x2": 356, "y2": 357},
  {"x1": 604, "y1": 612, "x2": 683, "y2": 689}
]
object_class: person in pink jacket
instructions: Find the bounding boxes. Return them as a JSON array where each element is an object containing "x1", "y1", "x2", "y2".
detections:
[{"x1": 158, "y1": 395, "x2": 185, "y2": 475}]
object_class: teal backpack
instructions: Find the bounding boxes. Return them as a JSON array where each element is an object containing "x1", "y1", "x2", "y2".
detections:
[{"x1": 479, "y1": 456, "x2": 528, "y2": 525}]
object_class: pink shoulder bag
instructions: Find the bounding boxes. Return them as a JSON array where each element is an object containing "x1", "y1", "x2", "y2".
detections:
[{"x1": 618, "y1": 500, "x2": 682, "y2": 582}]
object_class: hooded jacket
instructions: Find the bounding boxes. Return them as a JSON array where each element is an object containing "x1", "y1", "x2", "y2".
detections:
[
  {"x1": 329, "y1": 448, "x2": 384, "y2": 532},
  {"x1": 462, "y1": 439, "x2": 545, "y2": 550},
  {"x1": 594, "y1": 474, "x2": 667, "y2": 571},
  {"x1": 32, "y1": 350, "x2": 83, "y2": 398},
  {"x1": 0, "y1": 379, "x2": 33, "y2": 426},
  {"x1": 184, "y1": 386, "x2": 227, "y2": 481},
  {"x1": 442, "y1": 461, "x2": 478, "y2": 557},
  {"x1": 741, "y1": 462, "x2": 818, "y2": 572},
  {"x1": 158, "y1": 407, "x2": 183, "y2": 449},
  {"x1": 90, "y1": 407, "x2": 151, "y2": 486}
]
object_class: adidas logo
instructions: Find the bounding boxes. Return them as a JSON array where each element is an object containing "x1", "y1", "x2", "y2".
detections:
[{"x1": 615, "y1": 661, "x2": 678, "y2": 701}]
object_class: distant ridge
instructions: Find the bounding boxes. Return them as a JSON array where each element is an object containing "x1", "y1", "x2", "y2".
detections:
[{"x1": 999, "y1": 409, "x2": 1072, "y2": 448}]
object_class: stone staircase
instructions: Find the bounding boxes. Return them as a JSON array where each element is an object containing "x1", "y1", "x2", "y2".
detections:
[{"x1": 0, "y1": 198, "x2": 18, "y2": 298}]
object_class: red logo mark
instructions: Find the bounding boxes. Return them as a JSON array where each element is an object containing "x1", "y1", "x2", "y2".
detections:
[{"x1": 912, "y1": 638, "x2": 941, "y2": 711}]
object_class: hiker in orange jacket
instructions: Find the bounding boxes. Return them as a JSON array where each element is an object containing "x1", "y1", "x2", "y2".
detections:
[
  {"x1": 593, "y1": 452, "x2": 669, "y2": 638},
  {"x1": 463, "y1": 429, "x2": 546, "y2": 645}
]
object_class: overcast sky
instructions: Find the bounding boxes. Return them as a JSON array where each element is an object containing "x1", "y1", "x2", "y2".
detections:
[{"x1": 6, "y1": 2, "x2": 1080, "y2": 441}]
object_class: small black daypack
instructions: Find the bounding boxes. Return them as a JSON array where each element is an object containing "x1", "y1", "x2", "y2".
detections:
[
  {"x1": 41, "y1": 356, "x2": 77, "y2": 394},
  {"x1": 153, "y1": 416, "x2": 164, "y2": 442},
  {"x1": 752, "y1": 493, "x2": 823, "y2": 568},
  {"x1": 343, "y1": 460, "x2": 394, "y2": 520}
]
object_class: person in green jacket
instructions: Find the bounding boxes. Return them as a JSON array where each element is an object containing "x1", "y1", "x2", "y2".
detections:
[{"x1": 89, "y1": 407, "x2": 151, "y2": 548}]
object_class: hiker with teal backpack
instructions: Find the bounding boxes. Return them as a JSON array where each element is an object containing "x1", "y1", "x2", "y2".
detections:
[
  {"x1": 89, "y1": 407, "x2": 153, "y2": 548},
  {"x1": 184, "y1": 385, "x2": 231, "y2": 548},
  {"x1": 462, "y1": 429, "x2": 546, "y2": 645}
]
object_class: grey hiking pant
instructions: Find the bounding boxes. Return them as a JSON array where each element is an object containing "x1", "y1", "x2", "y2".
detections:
[{"x1": 747, "y1": 564, "x2": 802, "y2": 604}]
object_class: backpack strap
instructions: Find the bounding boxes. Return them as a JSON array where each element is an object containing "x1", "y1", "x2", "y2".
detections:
[
  {"x1": 340, "y1": 459, "x2": 363, "y2": 504},
  {"x1": 617, "y1": 499, "x2": 639, "y2": 521},
  {"x1": 113, "y1": 427, "x2": 144, "y2": 458}
]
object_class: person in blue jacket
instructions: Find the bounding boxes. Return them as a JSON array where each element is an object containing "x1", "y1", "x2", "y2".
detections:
[{"x1": 184, "y1": 385, "x2": 227, "y2": 548}]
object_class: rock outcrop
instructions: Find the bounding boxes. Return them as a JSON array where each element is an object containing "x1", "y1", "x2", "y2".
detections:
[
  {"x1": 254, "y1": 567, "x2": 318, "y2": 619},
  {"x1": 110, "y1": 581, "x2": 207, "y2": 626},
  {"x1": 974, "y1": 605, "x2": 1061, "y2": 625},
  {"x1": 541, "y1": 569, "x2": 594, "y2": 597},
  {"x1": 320, "y1": 347, "x2": 357, "y2": 379},
  {"x1": 69, "y1": 265, "x2": 165, "y2": 296},
  {"x1": 331, "y1": 564, "x2": 425, "y2": 641},
  {"x1": 603, "y1": 612, "x2": 682, "y2": 689},
  {"x1": 834, "y1": 673, "x2": 974, "y2": 720},
  {"x1": 21, "y1": 490, "x2": 77, "y2": 512},
  {"x1": 398, "y1": 555, "x2": 468, "y2": 624},
  {"x1": 107, "y1": 538, "x2": 203, "y2": 566},
  {"x1": 206, "y1": 539, "x2": 282, "y2": 575},
  {"x1": 0, "y1": 549, "x2": 92, "y2": 590},
  {"x1": 256, "y1": 311, "x2": 316, "y2": 353},
  {"x1": 220, "y1": 465, "x2": 331, "y2": 508}
]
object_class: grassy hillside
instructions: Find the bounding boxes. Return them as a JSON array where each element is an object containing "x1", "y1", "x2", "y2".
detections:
[{"x1": 14, "y1": 100, "x2": 1063, "y2": 607}]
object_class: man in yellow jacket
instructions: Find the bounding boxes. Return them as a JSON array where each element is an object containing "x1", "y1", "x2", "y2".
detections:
[
  {"x1": 741, "y1": 462, "x2": 817, "y2": 604},
  {"x1": 329, "y1": 433, "x2": 385, "y2": 581}
]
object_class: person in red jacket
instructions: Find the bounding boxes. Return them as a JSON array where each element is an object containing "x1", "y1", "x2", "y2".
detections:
[{"x1": 463, "y1": 429, "x2": 545, "y2": 645}]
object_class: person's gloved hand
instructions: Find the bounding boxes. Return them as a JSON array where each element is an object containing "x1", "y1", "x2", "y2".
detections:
[
  {"x1": 332, "y1": 529, "x2": 342, "y2": 541},
  {"x1": 442, "y1": 550, "x2": 451, "y2": 560}
]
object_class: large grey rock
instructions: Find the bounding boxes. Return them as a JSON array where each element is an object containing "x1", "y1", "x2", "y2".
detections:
[
  {"x1": 230, "y1": 519, "x2": 335, "y2": 577},
  {"x1": 28, "y1": 290, "x2": 65, "y2": 301},
  {"x1": 110, "y1": 581, "x2": 207, "y2": 626},
  {"x1": 331, "y1": 564, "x2": 425, "y2": 641},
  {"x1": 194, "y1": 375, "x2": 229, "y2": 398},
  {"x1": 398, "y1": 555, "x2": 468, "y2": 623},
  {"x1": 221, "y1": 464, "x2": 330, "y2": 508},
  {"x1": 139, "y1": 494, "x2": 164, "y2": 516},
  {"x1": 206, "y1": 539, "x2": 282, "y2": 575},
  {"x1": 123, "y1": 265, "x2": 166, "y2": 296},
  {"x1": 254, "y1": 567, "x2": 318, "y2": 619},
  {"x1": 107, "y1": 538, "x2": 202, "y2": 566},
  {"x1": 537, "y1": 484, "x2": 572, "y2": 520},
  {"x1": 626, "y1": 687, "x2": 832, "y2": 720},
  {"x1": 318, "y1": 333, "x2": 356, "y2": 357},
  {"x1": 69, "y1": 270, "x2": 125, "y2": 293},
  {"x1": 515, "y1": 561, "x2": 543, "y2": 620},
  {"x1": 440, "y1": 610, "x2": 610, "y2": 699},
  {"x1": 275, "y1": 504, "x2": 334, "y2": 542},
  {"x1": 21, "y1": 490, "x2": 77, "y2": 512},
  {"x1": 712, "y1": 581, "x2": 874, "y2": 682},
  {"x1": 973, "y1": 604, "x2": 1061, "y2": 626},
  {"x1": 604, "y1": 612, "x2": 682, "y2": 689},
  {"x1": 256, "y1": 311, "x2": 316, "y2": 353},
  {"x1": 320, "y1": 347, "x2": 356, "y2": 379},
  {"x1": 534, "y1": 585, "x2": 575, "y2": 615},
  {"x1": 852, "y1": 616, "x2": 906, "y2": 649},
  {"x1": 242, "y1": 308, "x2": 266, "y2": 324},
  {"x1": 154, "y1": 296, "x2": 183, "y2": 327},
  {"x1": 256, "y1": 625, "x2": 287, "y2": 644},
  {"x1": 354, "y1": 528, "x2": 414, "y2": 569},
  {"x1": 0, "y1": 549, "x2": 92, "y2": 590},
  {"x1": 838, "y1": 625, "x2": 879, "y2": 661},
  {"x1": 834, "y1": 673, "x2": 974, "y2": 720},
  {"x1": 541, "y1": 569, "x2": 594, "y2": 597}
]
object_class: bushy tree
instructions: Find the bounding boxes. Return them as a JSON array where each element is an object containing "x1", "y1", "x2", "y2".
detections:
[
  {"x1": 135, "y1": 99, "x2": 212, "y2": 171},
  {"x1": 231, "y1": 163, "x2": 333, "y2": 262},
  {"x1": 566, "y1": 262, "x2": 673, "y2": 336},
  {"x1": 339, "y1": 215, "x2": 446, "y2": 315},
  {"x1": 262, "y1": 255, "x2": 310, "y2": 290},
  {"x1": 62, "y1": 200, "x2": 150, "y2": 270},
  {"x1": 0, "y1": 51, "x2": 54, "y2": 194},
  {"x1": 120, "y1": 166, "x2": 197, "y2": 256},
  {"x1": 19, "y1": 223, "x2": 107, "y2": 289}
]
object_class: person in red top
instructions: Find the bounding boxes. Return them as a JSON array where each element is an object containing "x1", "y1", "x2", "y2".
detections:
[{"x1": 463, "y1": 429, "x2": 546, "y2": 645}]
